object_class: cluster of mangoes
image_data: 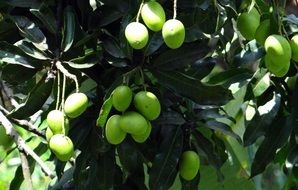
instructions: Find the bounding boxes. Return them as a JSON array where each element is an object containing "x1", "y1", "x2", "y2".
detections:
[
  {"x1": 179, "y1": 150, "x2": 200, "y2": 181},
  {"x1": 105, "y1": 85, "x2": 161, "y2": 145},
  {"x1": 125, "y1": 0, "x2": 185, "y2": 49},
  {"x1": 236, "y1": 7, "x2": 298, "y2": 77},
  {"x1": 46, "y1": 93, "x2": 88, "y2": 161}
]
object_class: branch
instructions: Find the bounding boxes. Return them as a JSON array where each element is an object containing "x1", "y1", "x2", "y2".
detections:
[
  {"x1": 19, "y1": 151, "x2": 34, "y2": 190},
  {"x1": 0, "y1": 111, "x2": 55, "y2": 178},
  {"x1": 12, "y1": 118, "x2": 46, "y2": 138}
]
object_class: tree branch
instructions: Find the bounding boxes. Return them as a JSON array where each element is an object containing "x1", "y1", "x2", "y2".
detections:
[
  {"x1": 12, "y1": 118, "x2": 46, "y2": 138},
  {"x1": 19, "y1": 151, "x2": 34, "y2": 190},
  {"x1": 0, "y1": 111, "x2": 55, "y2": 178}
]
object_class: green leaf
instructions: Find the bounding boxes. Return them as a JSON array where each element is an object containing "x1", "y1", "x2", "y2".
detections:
[
  {"x1": 206, "y1": 68, "x2": 252, "y2": 86},
  {"x1": 185, "y1": 57, "x2": 216, "y2": 80},
  {"x1": 149, "y1": 125, "x2": 183, "y2": 190},
  {"x1": 152, "y1": 70, "x2": 233, "y2": 106},
  {"x1": 8, "y1": 73, "x2": 54, "y2": 119},
  {"x1": 5, "y1": 0, "x2": 40, "y2": 8},
  {"x1": 234, "y1": 41, "x2": 265, "y2": 65},
  {"x1": 243, "y1": 93, "x2": 281, "y2": 146},
  {"x1": 30, "y1": 4, "x2": 58, "y2": 34},
  {"x1": 96, "y1": 96, "x2": 113, "y2": 128},
  {"x1": 180, "y1": 174, "x2": 200, "y2": 190},
  {"x1": 192, "y1": 130, "x2": 226, "y2": 170},
  {"x1": 1, "y1": 64, "x2": 37, "y2": 85},
  {"x1": 153, "y1": 43, "x2": 210, "y2": 70},
  {"x1": 203, "y1": 120, "x2": 241, "y2": 143},
  {"x1": 14, "y1": 40, "x2": 49, "y2": 60},
  {"x1": 0, "y1": 41, "x2": 42, "y2": 68},
  {"x1": 12, "y1": 16, "x2": 48, "y2": 51},
  {"x1": 97, "y1": 149, "x2": 118, "y2": 190},
  {"x1": 250, "y1": 116, "x2": 293, "y2": 177},
  {"x1": 117, "y1": 139, "x2": 147, "y2": 189},
  {"x1": 50, "y1": 167, "x2": 74, "y2": 190},
  {"x1": 61, "y1": 6, "x2": 75, "y2": 52},
  {"x1": 145, "y1": 32, "x2": 164, "y2": 56},
  {"x1": 102, "y1": 38, "x2": 125, "y2": 58}
]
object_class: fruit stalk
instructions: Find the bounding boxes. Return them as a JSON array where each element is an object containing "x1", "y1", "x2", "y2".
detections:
[
  {"x1": 61, "y1": 74, "x2": 66, "y2": 135},
  {"x1": 173, "y1": 0, "x2": 177, "y2": 19},
  {"x1": 136, "y1": 0, "x2": 145, "y2": 22},
  {"x1": 56, "y1": 70, "x2": 61, "y2": 110},
  {"x1": 55, "y1": 61, "x2": 79, "y2": 93},
  {"x1": 0, "y1": 111, "x2": 54, "y2": 178}
]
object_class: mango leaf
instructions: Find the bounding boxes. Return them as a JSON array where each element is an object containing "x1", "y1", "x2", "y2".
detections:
[
  {"x1": 102, "y1": 38, "x2": 126, "y2": 58},
  {"x1": 5, "y1": 0, "x2": 40, "y2": 8},
  {"x1": 1, "y1": 64, "x2": 37, "y2": 85},
  {"x1": 185, "y1": 57, "x2": 216, "y2": 80},
  {"x1": 0, "y1": 41, "x2": 42, "y2": 68},
  {"x1": 149, "y1": 125, "x2": 183, "y2": 190},
  {"x1": 117, "y1": 140, "x2": 147, "y2": 189},
  {"x1": 250, "y1": 116, "x2": 293, "y2": 177},
  {"x1": 152, "y1": 70, "x2": 233, "y2": 106},
  {"x1": 243, "y1": 93, "x2": 281, "y2": 146},
  {"x1": 145, "y1": 32, "x2": 164, "y2": 56},
  {"x1": 61, "y1": 6, "x2": 75, "y2": 52},
  {"x1": 50, "y1": 167, "x2": 74, "y2": 190},
  {"x1": 96, "y1": 96, "x2": 113, "y2": 128},
  {"x1": 180, "y1": 174, "x2": 200, "y2": 190},
  {"x1": 234, "y1": 41, "x2": 265, "y2": 65},
  {"x1": 152, "y1": 43, "x2": 210, "y2": 70},
  {"x1": 14, "y1": 40, "x2": 49, "y2": 60},
  {"x1": 8, "y1": 73, "x2": 54, "y2": 119},
  {"x1": 12, "y1": 16, "x2": 48, "y2": 51},
  {"x1": 30, "y1": 4, "x2": 58, "y2": 34}
]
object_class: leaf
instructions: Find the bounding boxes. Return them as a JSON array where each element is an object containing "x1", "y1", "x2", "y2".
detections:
[
  {"x1": 203, "y1": 121, "x2": 241, "y2": 143},
  {"x1": 180, "y1": 173, "x2": 200, "y2": 190},
  {"x1": 186, "y1": 57, "x2": 216, "y2": 80},
  {"x1": 206, "y1": 68, "x2": 252, "y2": 85},
  {"x1": 50, "y1": 167, "x2": 74, "y2": 190},
  {"x1": 152, "y1": 70, "x2": 233, "y2": 106},
  {"x1": 234, "y1": 41, "x2": 265, "y2": 65},
  {"x1": 102, "y1": 37, "x2": 125, "y2": 58},
  {"x1": 117, "y1": 140, "x2": 147, "y2": 189},
  {"x1": 61, "y1": 6, "x2": 75, "y2": 52},
  {"x1": 145, "y1": 32, "x2": 164, "y2": 56},
  {"x1": 96, "y1": 96, "x2": 113, "y2": 128},
  {"x1": 65, "y1": 61, "x2": 96, "y2": 69},
  {"x1": 243, "y1": 93, "x2": 281, "y2": 146},
  {"x1": 14, "y1": 40, "x2": 49, "y2": 60},
  {"x1": 152, "y1": 43, "x2": 210, "y2": 70},
  {"x1": 192, "y1": 131, "x2": 225, "y2": 170},
  {"x1": 12, "y1": 16, "x2": 48, "y2": 51},
  {"x1": 8, "y1": 73, "x2": 54, "y2": 119},
  {"x1": 155, "y1": 111, "x2": 186, "y2": 126},
  {"x1": 250, "y1": 116, "x2": 293, "y2": 177},
  {"x1": 149, "y1": 125, "x2": 183, "y2": 190},
  {"x1": 95, "y1": 5, "x2": 124, "y2": 27},
  {"x1": 5, "y1": 0, "x2": 40, "y2": 8},
  {"x1": 97, "y1": 149, "x2": 118, "y2": 190},
  {"x1": 30, "y1": 4, "x2": 58, "y2": 34},
  {"x1": 0, "y1": 41, "x2": 42, "y2": 68},
  {"x1": 1, "y1": 64, "x2": 37, "y2": 85}
]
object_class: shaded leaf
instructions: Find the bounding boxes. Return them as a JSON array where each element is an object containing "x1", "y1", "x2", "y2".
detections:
[
  {"x1": 149, "y1": 125, "x2": 183, "y2": 190},
  {"x1": 153, "y1": 43, "x2": 210, "y2": 70},
  {"x1": 152, "y1": 70, "x2": 233, "y2": 106},
  {"x1": 102, "y1": 38, "x2": 125, "y2": 58},
  {"x1": 8, "y1": 73, "x2": 54, "y2": 119},
  {"x1": 243, "y1": 93, "x2": 281, "y2": 146},
  {"x1": 250, "y1": 115, "x2": 293, "y2": 177},
  {"x1": 234, "y1": 41, "x2": 265, "y2": 65},
  {"x1": 96, "y1": 96, "x2": 113, "y2": 128},
  {"x1": 186, "y1": 57, "x2": 216, "y2": 80},
  {"x1": 180, "y1": 173, "x2": 200, "y2": 190},
  {"x1": 50, "y1": 167, "x2": 74, "y2": 190},
  {"x1": 15, "y1": 40, "x2": 49, "y2": 60},
  {"x1": 0, "y1": 41, "x2": 42, "y2": 68},
  {"x1": 1, "y1": 64, "x2": 37, "y2": 85},
  {"x1": 145, "y1": 32, "x2": 164, "y2": 56},
  {"x1": 5, "y1": 0, "x2": 40, "y2": 8},
  {"x1": 207, "y1": 68, "x2": 252, "y2": 85},
  {"x1": 30, "y1": 4, "x2": 57, "y2": 34},
  {"x1": 61, "y1": 6, "x2": 75, "y2": 52},
  {"x1": 12, "y1": 16, "x2": 48, "y2": 51}
]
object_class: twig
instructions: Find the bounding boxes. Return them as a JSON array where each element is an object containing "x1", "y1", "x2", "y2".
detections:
[
  {"x1": 0, "y1": 104, "x2": 9, "y2": 114},
  {"x1": 0, "y1": 111, "x2": 55, "y2": 178},
  {"x1": 11, "y1": 119, "x2": 46, "y2": 138},
  {"x1": 19, "y1": 151, "x2": 34, "y2": 190},
  {"x1": 56, "y1": 61, "x2": 79, "y2": 93},
  {"x1": 136, "y1": 0, "x2": 144, "y2": 22}
]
